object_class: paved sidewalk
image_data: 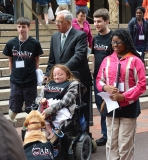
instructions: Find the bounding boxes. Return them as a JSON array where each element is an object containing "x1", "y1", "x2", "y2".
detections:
[{"x1": 16, "y1": 109, "x2": 148, "y2": 160}]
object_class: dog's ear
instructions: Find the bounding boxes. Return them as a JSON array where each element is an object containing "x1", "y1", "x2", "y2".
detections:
[
  {"x1": 39, "y1": 115, "x2": 46, "y2": 127},
  {"x1": 24, "y1": 116, "x2": 29, "y2": 127},
  {"x1": 41, "y1": 120, "x2": 46, "y2": 127}
]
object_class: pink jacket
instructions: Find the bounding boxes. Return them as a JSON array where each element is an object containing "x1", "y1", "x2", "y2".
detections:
[
  {"x1": 96, "y1": 52, "x2": 146, "y2": 107},
  {"x1": 72, "y1": 18, "x2": 92, "y2": 48}
]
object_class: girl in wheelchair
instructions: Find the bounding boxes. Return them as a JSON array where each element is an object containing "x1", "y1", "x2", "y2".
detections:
[{"x1": 35, "y1": 64, "x2": 86, "y2": 142}]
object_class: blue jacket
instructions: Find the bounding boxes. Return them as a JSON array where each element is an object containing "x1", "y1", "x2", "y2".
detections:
[
  {"x1": 35, "y1": 0, "x2": 51, "y2": 5},
  {"x1": 56, "y1": 0, "x2": 71, "y2": 5},
  {"x1": 128, "y1": 17, "x2": 148, "y2": 51}
]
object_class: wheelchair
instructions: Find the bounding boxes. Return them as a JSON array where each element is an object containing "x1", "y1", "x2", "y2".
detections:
[
  {"x1": 47, "y1": 83, "x2": 97, "y2": 160},
  {"x1": 52, "y1": 103, "x2": 92, "y2": 160},
  {"x1": 22, "y1": 71, "x2": 97, "y2": 160}
]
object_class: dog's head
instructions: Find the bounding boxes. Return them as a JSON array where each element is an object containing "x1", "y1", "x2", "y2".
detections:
[{"x1": 24, "y1": 110, "x2": 45, "y2": 130}]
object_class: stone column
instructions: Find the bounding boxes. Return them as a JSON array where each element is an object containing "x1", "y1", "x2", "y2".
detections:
[
  {"x1": 14, "y1": 0, "x2": 21, "y2": 23},
  {"x1": 70, "y1": 0, "x2": 76, "y2": 18},
  {"x1": 24, "y1": 0, "x2": 32, "y2": 20}
]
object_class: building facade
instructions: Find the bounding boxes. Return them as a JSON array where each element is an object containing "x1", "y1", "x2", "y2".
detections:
[{"x1": 0, "y1": 0, "x2": 132, "y2": 24}]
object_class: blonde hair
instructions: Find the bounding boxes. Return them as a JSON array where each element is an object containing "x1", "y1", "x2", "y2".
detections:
[{"x1": 47, "y1": 64, "x2": 78, "y2": 83}]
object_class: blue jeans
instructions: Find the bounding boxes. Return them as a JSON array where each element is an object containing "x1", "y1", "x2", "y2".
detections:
[
  {"x1": 94, "y1": 79, "x2": 107, "y2": 139},
  {"x1": 76, "y1": 5, "x2": 88, "y2": 15},
  {"x1": 135, "y1": 45, "x2": 145, "y2": 60}
]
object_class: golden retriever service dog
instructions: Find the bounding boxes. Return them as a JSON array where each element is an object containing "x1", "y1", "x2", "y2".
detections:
[{"x1": 23, "y1": 110, "x2": 47, "y2": 146}]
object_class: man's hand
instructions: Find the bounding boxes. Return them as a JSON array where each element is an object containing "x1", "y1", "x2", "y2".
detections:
[
  {"x1": 115, "y1": 0, "x2": 119, "y2": 5},
  {"x1": 125, "y1": 2, "x2": 129, "y2": 7}
]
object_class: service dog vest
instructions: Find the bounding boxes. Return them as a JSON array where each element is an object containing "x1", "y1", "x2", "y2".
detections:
[{"x1": 44, "y1": 81, "x2": 72, "y2": 100}]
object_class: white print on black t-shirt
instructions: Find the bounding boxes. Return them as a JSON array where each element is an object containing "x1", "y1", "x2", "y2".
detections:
[
  {"x1": 94, "y1": 43, "x2": 108, "y2": 51},
  {"x1": 44, "y1": 85, "x2": 64, "y2": 93},
  {"x1": 32, "y1": 144, "x2": 53, "y2": 158},
  {"x1": 12, "y1": 46, "x2": 32, "y2": 59}
]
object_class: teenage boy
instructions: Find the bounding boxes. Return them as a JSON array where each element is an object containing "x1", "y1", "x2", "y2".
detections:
[
  {"x1": 3, "y1": 17, "x2": 43, "y2": 123},
  {"x1": 92, "y1": 8, "x2": 113, "y2": 146}
]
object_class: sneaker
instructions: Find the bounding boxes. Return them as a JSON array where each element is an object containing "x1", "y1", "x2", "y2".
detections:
[{"x1": 96, "y1": 137, "x2": 107, "y2": 146}]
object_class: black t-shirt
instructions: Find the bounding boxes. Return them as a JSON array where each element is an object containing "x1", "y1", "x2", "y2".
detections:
[
  {"x1": 44, "y1": 80, "x2": 71, "y2": 100},
  {"x1": 24, "y1": 141, "x2": 54, "y2": 160},
  {"x1": 3, "y1": 36, "x2": 43, "y2": 86},
  {"x1": 92, "y1": 31, "x2": 113, "y2": 79}
]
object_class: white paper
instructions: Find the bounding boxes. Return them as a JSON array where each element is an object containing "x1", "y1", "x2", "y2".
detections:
[
  {"x1": 36, "y1": 69, "x2": 44, "y2": 86},
  {"x1": 98, "y1": 92, "x2": 119, "y2": 113},
  {"x1": 136, "y1": 50, "x2": 142, "y2": 56}
]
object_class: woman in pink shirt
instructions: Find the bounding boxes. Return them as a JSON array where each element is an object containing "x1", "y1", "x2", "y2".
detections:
[
  {"x1": 72, "y1": 8, "x2": 92, "y2": 48},
  {"x1": 96, "y1": 28, "x2": 146, "y2": 160}
]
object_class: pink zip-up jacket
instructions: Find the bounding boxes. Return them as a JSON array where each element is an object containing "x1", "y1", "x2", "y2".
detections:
[
  {"x1": 72, "y1": 18, "x2": 92, "y2": 48},
  {"x1": 96, "y1": 52, "x2": 146, "y2": 107}
]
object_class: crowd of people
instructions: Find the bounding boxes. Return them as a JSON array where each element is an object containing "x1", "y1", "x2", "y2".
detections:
[{"x1": 1, "y1": 0, "x2": 148, "y2": 159}]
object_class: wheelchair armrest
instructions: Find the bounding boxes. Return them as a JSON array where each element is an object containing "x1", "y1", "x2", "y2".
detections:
[{"x1": 75, "y1": 103, "x2": 87, "y2": 110}]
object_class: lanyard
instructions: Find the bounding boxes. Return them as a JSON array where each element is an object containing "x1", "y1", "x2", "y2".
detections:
[
  {"x1": 17, "y1": 40, "x2": 27, "y2": 61},
  {"x1": 137, "y1": 21, "x2": 144, "y2": 35}
]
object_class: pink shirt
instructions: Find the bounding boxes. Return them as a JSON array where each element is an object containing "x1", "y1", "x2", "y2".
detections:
[{"x1": 72, "y1": 18, "x2": 92, "y2": 48}]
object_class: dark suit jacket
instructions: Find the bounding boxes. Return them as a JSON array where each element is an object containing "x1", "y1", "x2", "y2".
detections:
[{"x1": 45, "y1": 27, "x2": 92, "y2": 86}]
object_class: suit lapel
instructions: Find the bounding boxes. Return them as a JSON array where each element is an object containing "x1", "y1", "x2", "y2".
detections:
[
  {"x1": 60, "y1": 28, "x2": 75, "y2": 57},
  {"x1": 56, "y1": 33, "x2": 61, "y2": 58}
]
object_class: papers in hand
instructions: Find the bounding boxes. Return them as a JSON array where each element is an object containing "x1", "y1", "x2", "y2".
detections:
[
  {"x1": 36, "y1": 69, "x2": 44, "y2": 86},
  {"x1": 98, "y1": 92, "x2": 119, "y2": 113},
  {"x1": 136, "y1": 50, "x2": 142, "y2": 56}
]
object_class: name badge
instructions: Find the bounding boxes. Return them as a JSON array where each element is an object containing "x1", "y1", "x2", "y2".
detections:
[
  {"x1": 139, "y1": 35, "x2": 145, "y2": 40},
  {"x1": 15, "y1": 61, "x2": 25, "y2": 68},
  {"x1": 114, "y1": 82, "x2": 124, "y2": 92}
]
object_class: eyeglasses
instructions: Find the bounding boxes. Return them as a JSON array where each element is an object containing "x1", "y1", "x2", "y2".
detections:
[
  {"x1": 55, "y1": 20, "x2": 63, "y2": 24},
  {"x1": 111, "y1": 41, "x2": 123, "y2": 45}
]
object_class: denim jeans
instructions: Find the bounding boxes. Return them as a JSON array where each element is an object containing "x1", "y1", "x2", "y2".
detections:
[
  {"x1": 136, "y1": 45, "x2": 145, "y2": 60},
  {"x1": 76, "y1": 5, "x2": 88, "y2": 15},
  {"x1": 94, "y1": 79, "x2": 107, "y2": 139}
]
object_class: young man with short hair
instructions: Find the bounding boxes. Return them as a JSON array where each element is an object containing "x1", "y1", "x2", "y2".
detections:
[
  {"x1": 3, "y1": 17, "x2": 43, "y2": 123},
  {"x1": 92, "y1": 8, "x2": 113, "y2": 146}
]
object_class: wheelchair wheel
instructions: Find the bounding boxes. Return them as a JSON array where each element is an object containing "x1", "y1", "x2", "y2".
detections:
[
  {"x1": 75, "y1": 135, "x2": 91, "y2": 160},
  {"x1": 91, "y1": 139, "x2": 97, "y2": 153}
]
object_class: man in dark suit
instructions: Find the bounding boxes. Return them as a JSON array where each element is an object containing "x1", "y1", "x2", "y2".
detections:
[{"x1": 44, "y1": 10, "x2": 92, "y2": 126}]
